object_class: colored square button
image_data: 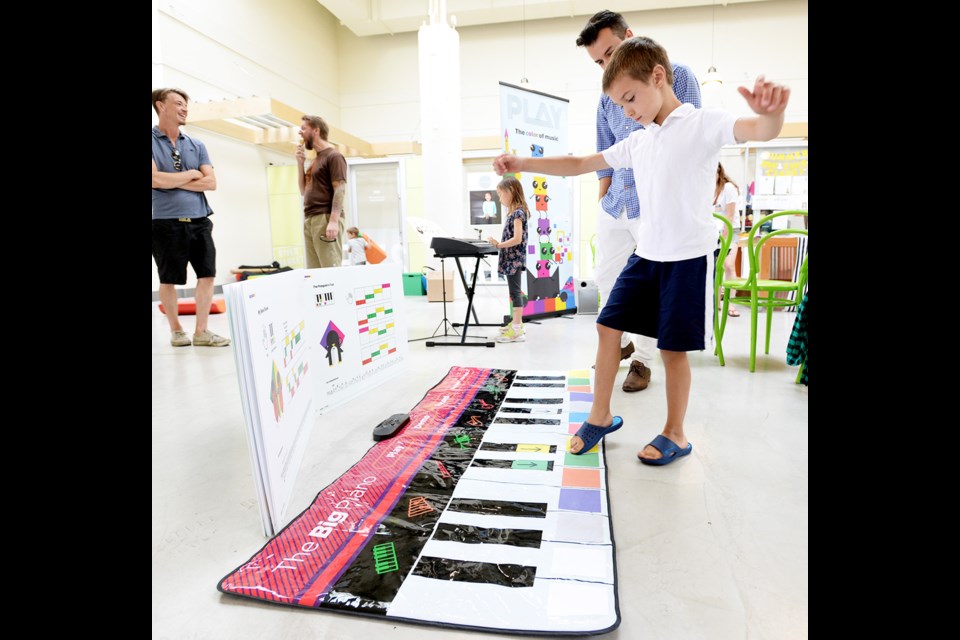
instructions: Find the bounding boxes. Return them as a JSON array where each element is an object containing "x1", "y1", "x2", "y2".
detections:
[
  {"x1": 564, "y1": 452, "x2": 599, "y2": 467},
  {"x1": 562, "y1": 468, "x2": 601, "y2": 489},
  {"x1": 558, "y1": 488, "x2": 601, "y2": 513},
  {"x1": 567, "y1": 436, "x2": 598, "y2": 454}
]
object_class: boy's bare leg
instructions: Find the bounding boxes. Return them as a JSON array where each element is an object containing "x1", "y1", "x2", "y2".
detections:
[
  {"x1": 571, "y1": 323, "x2": 622, "y2": 454},
  {"x1": 639, "y1": 349, "x2": 690, "y2": 460}
]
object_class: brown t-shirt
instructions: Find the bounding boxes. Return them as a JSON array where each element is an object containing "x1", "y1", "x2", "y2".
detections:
[{"x1": 303, "y1": 147, "x2": 348, "y2": 218}]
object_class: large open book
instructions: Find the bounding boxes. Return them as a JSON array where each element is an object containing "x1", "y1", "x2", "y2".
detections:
[{"x1": 224, "y1": 263, "x2": 409, "y2": 535}]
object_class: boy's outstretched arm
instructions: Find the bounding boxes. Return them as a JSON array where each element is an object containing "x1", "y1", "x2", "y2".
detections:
[
  {"x1": 493, "y1": 152, "x2": 609, "y2": 177},
  {"x1": 733, "y1": 75, "x2": 790, "y2": 143}
]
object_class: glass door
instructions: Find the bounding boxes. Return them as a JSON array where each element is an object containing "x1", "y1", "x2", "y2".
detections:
[{"x1": 347, "y1": 160, "x2": 405, "y2": 268}]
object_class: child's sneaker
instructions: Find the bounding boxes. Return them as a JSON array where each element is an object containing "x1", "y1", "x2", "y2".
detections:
[{"x1": 496, "y1": 325, "x2": 525, "y2": 343}]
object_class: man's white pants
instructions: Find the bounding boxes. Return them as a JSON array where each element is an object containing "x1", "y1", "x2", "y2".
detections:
[{"x1": 593, "y1": 202, "x2": 657, "y2": 365}]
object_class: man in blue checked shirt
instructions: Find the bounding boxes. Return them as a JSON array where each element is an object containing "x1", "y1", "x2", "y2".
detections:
[{"x1": 576, "y1": 10, "x2": 701, "y2": 392}]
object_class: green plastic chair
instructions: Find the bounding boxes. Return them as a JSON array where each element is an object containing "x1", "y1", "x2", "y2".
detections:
[
  {"x1": 589, "y1": 234, "x2": 597, "y2": 269},
  {"x1": 717, "y1": 210, "x2": 808, "y2": 372},
  {"x1": 712, "y1": 213, "x2": 741, "y2": 366}
]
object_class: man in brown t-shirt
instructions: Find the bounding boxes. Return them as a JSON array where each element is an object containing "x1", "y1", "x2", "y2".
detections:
[{"x1": 297, "y1": 115, "x2": 348, "y2": 268}]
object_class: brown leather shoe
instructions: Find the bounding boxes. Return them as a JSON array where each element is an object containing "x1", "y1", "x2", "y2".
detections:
[
  {"x1": 620, "y1": 341, "x2": 635, "y2": 361},
  {"x1": 622, "y1": 360, "x2": 651, "y2": 392}
]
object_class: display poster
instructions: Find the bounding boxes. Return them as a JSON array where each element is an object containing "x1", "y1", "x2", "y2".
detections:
[
  {"x1": 225, "y1": 263, "x2": 409, "y2": 535},
  {"x1": 467, "y1": 173, "x2": 503, "y2": 228},
  {"x1": 753, "y1": 146, "x2": 808, "y2": 211},
  {"x1": 498, "y1": 82, "x2": 577, "y2": 319},
  {"x1": 465, "y1": 171, "x2": 505, "y2": 285}
]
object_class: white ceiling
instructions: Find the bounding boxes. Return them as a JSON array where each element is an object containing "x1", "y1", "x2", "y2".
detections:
[{"x1": 316, "y1": 0, "x2": 770, "y2": 37}]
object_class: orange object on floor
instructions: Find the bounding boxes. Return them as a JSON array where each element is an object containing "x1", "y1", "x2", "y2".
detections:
[{"x1": 158, "y1": 297, "x2": 226, "y2": 315}]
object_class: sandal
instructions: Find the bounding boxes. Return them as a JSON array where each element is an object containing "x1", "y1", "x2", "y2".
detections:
[
  {"x1": 727, "y1": 308, "x2": 740, "y2": 317},
  {"x1": 638, "y1": 434, "x2": 692, "y2": 466},
  {"x1": 570, "y1": 416, "x2": 623, "y2": 455}
]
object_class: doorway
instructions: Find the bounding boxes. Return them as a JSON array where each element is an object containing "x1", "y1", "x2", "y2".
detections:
[{"x1": 347, "y1": 159, "x2": 406, "y2": 269}]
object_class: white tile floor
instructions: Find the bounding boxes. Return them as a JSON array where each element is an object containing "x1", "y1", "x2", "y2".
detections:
[{"x1": 152, "y1": 286, "x2": 807, "y2": 640}]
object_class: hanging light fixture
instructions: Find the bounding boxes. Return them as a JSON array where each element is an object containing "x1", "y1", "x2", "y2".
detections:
[
  {"x1": 702, "y1": 0, "x2": 723, "y2": 87},
  {"x1": 703, "y1": 66, "x2": 722, "y2": 86}
]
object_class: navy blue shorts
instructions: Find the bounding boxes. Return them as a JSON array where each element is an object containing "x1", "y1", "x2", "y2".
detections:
[{"x1": 597, "y1": 253, "x2": 713, "y2": 352}]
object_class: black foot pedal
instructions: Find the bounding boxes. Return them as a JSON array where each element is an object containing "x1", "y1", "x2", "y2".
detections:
[{"x1": 373, "y1": 413, "x2": 411, "y2": 441}]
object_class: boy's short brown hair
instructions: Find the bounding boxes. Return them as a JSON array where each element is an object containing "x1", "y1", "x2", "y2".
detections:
[
  {"x1": 601, "y1": 36, "x2": 674, "y2": 92},
  {"x1": 346, "y1": 226, "x2": 359, "y2": 235}
]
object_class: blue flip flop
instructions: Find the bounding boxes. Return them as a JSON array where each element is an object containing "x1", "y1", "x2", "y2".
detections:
[
  {"x1": 571, "y1": 416, "x2": 624, "y2": 455},
  {"x1": 638, "y1": 434, "x2": 693, "y2": 466}
]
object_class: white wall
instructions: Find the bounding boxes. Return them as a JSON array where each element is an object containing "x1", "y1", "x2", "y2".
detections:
[
  {"x1": 336, "y1": 0, "x2": 807, "y2": 274},
  {"x1": 152, "y1": 0, "x2": 341, "y2": 292},
  {"x1": 338, "y1": 0, "x2": 808, "y2": 152},
  {"x1": 153, "y1": 0, "x2": 808, "y2": 292},
  {"x1": 153, "y1": 0, "x2": 340, "y2": 113},
  {"x1": 337, "y1": 29, "x2": 422, "y2": 144}
]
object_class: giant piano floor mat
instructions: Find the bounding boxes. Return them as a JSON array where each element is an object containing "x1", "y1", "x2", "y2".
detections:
[{"x1": 218, "y1": 367, "x2": 620, "y2": 635}]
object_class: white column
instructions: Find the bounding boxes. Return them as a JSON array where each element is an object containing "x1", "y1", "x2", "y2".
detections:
[
  {"x1": 418, "y1": 4, "x2": 463, "y2": 265},
  {"x1": 152, "y1": 0, "x2": 164, "y2": 90}
]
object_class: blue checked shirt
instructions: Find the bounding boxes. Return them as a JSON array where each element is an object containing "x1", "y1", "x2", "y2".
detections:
[{"x1": 596, "y1": 62, "x2": 702, "y2": 220}]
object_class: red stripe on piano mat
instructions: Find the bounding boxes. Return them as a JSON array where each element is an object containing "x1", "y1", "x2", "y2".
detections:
[{"x1": 219, "y1": 366, "x2": 493, "y2": 606}]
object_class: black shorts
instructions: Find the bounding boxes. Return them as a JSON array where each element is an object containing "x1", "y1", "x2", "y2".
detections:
[{"x1": 152, "y1": 217, "x2": 217, "y2": 285}]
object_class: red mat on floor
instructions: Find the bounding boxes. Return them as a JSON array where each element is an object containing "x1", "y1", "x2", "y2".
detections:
[{"x1": 157, "y1": 297, "x2": 226, "y2": 315}]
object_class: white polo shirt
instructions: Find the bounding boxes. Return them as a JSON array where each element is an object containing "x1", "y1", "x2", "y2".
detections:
[{"x1": 601, "y1": 103, "x2": 739, "y2": 262}]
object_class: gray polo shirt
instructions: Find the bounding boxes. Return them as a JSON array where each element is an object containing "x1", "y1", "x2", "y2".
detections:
[{"x1": 152, "y1": 126, "x2": 214, "y2": 220}]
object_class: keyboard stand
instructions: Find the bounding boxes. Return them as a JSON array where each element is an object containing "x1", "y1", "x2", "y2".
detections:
[
  {"x1": 452, "y1": 258, "x2": 503, "y2": 331},
  {"x1": 409, "y1": 259, "x2": 458, "y2": 343},
  {"x1": 426, "y1": 256, "x2": 495, "y2": 348}
]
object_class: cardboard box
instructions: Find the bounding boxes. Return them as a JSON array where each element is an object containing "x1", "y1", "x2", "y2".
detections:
[{"x1": 426, "y1": 271, "x2": 455, "y2": 302}]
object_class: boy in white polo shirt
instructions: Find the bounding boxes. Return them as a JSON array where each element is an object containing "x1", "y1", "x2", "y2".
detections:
[{"x1": 493, "y1": 36, "x2": 789, "y2": 465}]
